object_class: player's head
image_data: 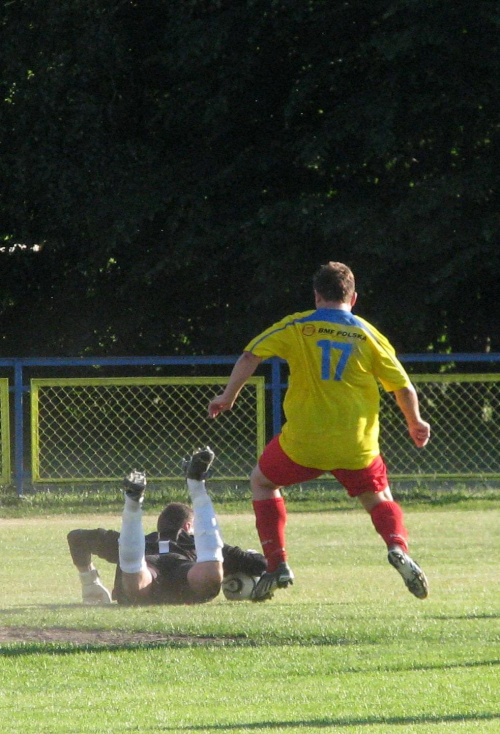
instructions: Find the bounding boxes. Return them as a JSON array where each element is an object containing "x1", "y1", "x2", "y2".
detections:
[
  {"x1": 157, "y1": 502, "x2": 194, "y2": 539},
  {"x1": 313, "y1": 261, "x2": 356, "y2": 304}
]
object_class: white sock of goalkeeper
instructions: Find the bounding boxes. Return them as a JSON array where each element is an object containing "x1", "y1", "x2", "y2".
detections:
[
  {"x1": 188, "y1": 478, "x2": 224, "y2": 563},
  {"x1": 118, "y1": 495, "x2": 148, "y2": 574}
]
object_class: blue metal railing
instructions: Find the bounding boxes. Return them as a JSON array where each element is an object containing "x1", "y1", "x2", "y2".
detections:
[
  {"x1": 0, "y1": 355, "x2": 241, "y2": 495},
  {"x1": 1, "y1": 353, "x2": 499, "y2": 495}
]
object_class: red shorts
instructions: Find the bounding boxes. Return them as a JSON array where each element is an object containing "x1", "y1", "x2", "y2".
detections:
[{"x1": 258, "y1": 435, "x2": 389, "y2": 497}]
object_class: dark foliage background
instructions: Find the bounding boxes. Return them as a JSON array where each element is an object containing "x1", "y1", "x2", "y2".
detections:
[{"x1": 1, "y1": 0, "x2": 498, "y2": 357}]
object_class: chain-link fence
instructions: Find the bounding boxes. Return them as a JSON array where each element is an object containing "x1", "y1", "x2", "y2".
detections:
[
  {"x1": 380, "y1": 374, "x2": 499, "y2": 479},
  {"x1": 31, "y1": 377, "x2": 265, "y2": 482},
  {"x1": 29, "y1": 373, "x2": 500, "y2": 485},
  {"x1": 0, "y1": 357, "x2": 496, "y2": 493},
  {"x1": 0, "y1": 379, "x2": 10, "y2": 483}
]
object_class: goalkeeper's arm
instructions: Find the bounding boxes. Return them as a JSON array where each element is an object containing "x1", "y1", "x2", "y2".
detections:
[{"x1": 222, "y1": 545, "x2": 267, "y2": 577}]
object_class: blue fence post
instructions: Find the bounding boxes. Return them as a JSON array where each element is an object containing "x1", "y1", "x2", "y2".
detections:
[
  {"x1": 14, "y1": 359, "x2": 25, "y2": 497},
  {"x1": 270, "y1": 357, "x2": 283, "y2": 436}
]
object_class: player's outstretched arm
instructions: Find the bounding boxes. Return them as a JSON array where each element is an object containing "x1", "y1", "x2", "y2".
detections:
[
  {"x1": 393, "y1": 385, "x2": 431, "y2": 448},
  {"x1": 209, "y1": 352, "x2": 262, "y2": 418}
]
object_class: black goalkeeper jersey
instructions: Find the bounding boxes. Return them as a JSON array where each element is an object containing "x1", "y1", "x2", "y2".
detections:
[{"x1": 67, "y1": 527, "x2": 266, "y2": 606}]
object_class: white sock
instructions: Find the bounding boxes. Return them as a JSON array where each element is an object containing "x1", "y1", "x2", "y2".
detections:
[
  {"x1": 187, "y1": 479, "x2": 224, "y2": 563},
  {"x1": 118, "y1": 495, "x2": 147, "y2": 573}
]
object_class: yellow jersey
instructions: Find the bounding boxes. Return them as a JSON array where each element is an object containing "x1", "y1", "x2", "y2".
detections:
[{"x1": 244, "y1": 308, "x2": 411, "y2": 470}]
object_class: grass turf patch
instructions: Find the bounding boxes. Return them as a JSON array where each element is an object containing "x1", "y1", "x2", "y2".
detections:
[
  {"x1": 0, "y1": 509, "x2": 499, "y2": 732},
  {"x1": 1, "y1": 479, "x2": 499, "y2": 517}
]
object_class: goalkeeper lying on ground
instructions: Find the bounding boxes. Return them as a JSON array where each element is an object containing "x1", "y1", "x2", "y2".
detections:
[{"x1": 67, "y1": 447, "x2": 267, "y2": 605}]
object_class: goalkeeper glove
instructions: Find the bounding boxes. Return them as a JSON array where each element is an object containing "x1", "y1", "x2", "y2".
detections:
[{"x1": 79, "y1": 568, "x2": 112, "y2": 605}]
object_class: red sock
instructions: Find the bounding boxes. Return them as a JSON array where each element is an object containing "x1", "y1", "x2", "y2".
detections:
[
  {"x1": 253, "y1": 497, "x2": 287, "y2": 572},
  {"x1": 370, "y1": 501, "x2": 408, "y2": 552}
]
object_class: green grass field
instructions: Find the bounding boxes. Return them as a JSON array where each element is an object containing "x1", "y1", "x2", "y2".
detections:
[{"x1": 0, "y1": 504, "x2": 498, "y2": 733}]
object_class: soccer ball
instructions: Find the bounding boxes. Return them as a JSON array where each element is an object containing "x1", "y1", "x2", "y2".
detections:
[{"x1": 222, "y1": 572, "x2": 258, "y2": 601}]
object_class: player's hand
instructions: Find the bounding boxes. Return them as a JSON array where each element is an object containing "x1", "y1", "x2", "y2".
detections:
[
  {"x1": 208, "y1": 394, "x2": 234, "y2": 418},
  {"x1": 408, "y1": 420, "x2": 430, "y2": 448},
  {"x1": 251, "y1": 590, "x2": 274, "y2": 602},
  {"x1": 79, "y1": 569, "x2": 113, "y2": 604}
]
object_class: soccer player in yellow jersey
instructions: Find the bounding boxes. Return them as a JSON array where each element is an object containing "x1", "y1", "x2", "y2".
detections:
[{"x1": 209, "y1": 262, "x2": 431, "y2": 601}]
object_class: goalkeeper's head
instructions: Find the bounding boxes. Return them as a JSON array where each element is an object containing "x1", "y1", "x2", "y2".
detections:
[{"x1": 157, "y1": 502, "x2": 194, "y2": 540}]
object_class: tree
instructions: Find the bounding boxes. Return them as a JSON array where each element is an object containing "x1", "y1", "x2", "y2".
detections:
[{"x1": 0, "y1": 0, "x2": 497, "y2": 356}]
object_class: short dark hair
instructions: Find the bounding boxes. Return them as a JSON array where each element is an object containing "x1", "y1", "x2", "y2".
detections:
[
  {"x1": 157, "y1": 502, "x2": 193, "y2": 539},
  {"x1": 312, "y1": 261, "x2": 355, "y2": 303}
]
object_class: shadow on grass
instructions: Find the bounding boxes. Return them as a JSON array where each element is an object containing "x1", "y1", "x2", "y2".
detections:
[
  {"x1": 1, "y1": 621, "x2": 499, "y2": 679},
  {"x1": 151, "y1": 713, "x2": 500, "y2": 730},
  {"x1": 50, "y1": 713, "x2": 500, "y2": 731},
  {"x1": 430, "y1": 613, "x2": 500, "y2": 620},
  {"x1": 0, "y1": 638, "x2": 243, "y2": 656}
]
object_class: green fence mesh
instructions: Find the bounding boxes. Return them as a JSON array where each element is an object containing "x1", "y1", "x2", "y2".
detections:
[
  {"x1": 380, "y1": 374, "x2": 500, "y2": 479},
  {"x1": 28, "y1": 373, "x2": 500, "y2": 484},
  {"x1": 31, "y1": 377, "x2": 265, "y2": 482}
]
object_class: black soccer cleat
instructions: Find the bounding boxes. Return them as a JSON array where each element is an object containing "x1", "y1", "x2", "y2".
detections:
[
  {"x1": 251, "y1": 561, "x2": 294, "y2": 601},
  {"x1": 182, "y1": 446, "x2": 215, "y2": 480},
  {"x1": 388, "y1": 546, "x2": 429, "y2": 599},
  {"x1": 123, "y1": 469, "x2": 146, "y2": 501}
]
